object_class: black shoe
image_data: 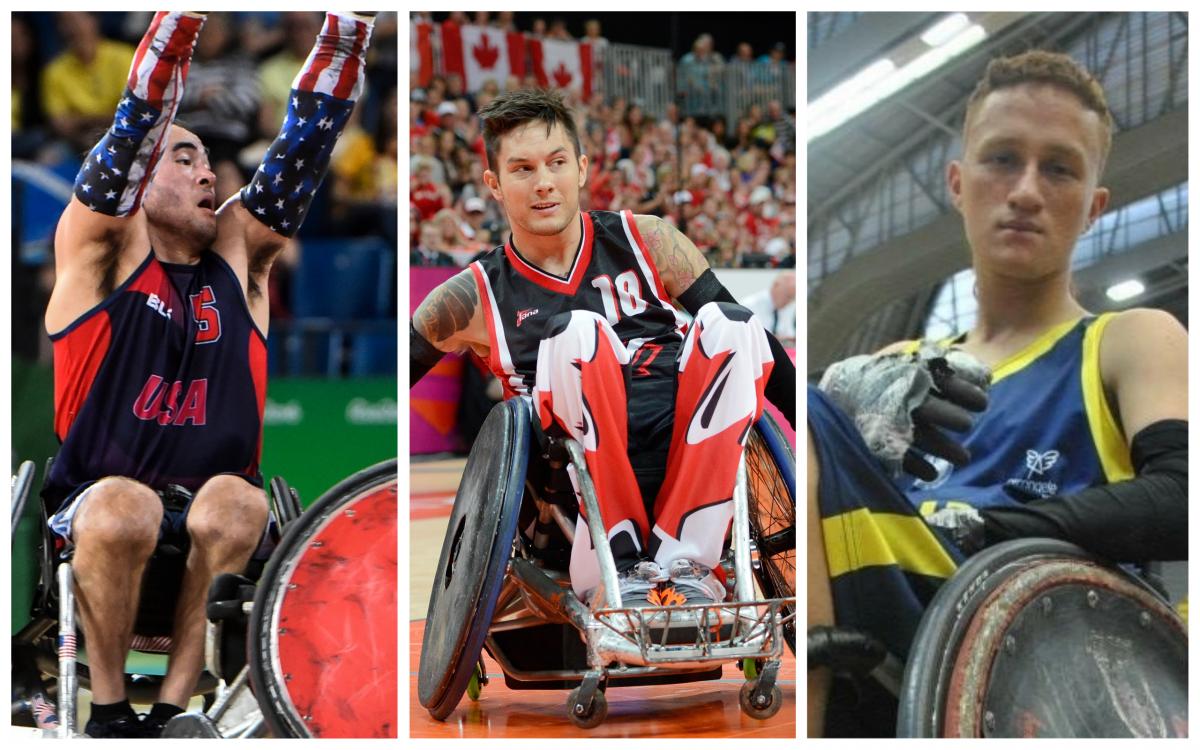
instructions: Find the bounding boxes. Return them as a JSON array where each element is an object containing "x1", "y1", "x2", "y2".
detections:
[
  {"x1": 84, "y1": 712, "x2": 148, "y2": 738},
  {"x1": 140, "y1": 714, "x2": 169, "y2": 739}
]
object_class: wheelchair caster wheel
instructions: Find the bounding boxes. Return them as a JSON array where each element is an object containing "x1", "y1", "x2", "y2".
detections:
[
  {"x1": 566, "y1": 687, "x2": 607, "y2": 729},
  {"x1": 739, "y1": 679, "x2": 782, "y2": 720}
]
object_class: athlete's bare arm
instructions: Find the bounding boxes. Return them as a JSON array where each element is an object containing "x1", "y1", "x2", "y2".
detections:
[
  {"x1": 47, "y1": 202, "x2": 152, "y2": 334},
  {"x1": 633, "y1": 214, "x2": 710, "y2": 300},
  {"x1": 412, "y1": 270, "x2": 490, "y2": 357},
  {"x1": 47, "y1": 12, "x2": 206, "y2": 334},
  {"x1": 212, "y1": 200, "x2": 288, "y2": 335},
  {"x1": 1100, "y1": 307, "x2": 1188, "y2": 440}
]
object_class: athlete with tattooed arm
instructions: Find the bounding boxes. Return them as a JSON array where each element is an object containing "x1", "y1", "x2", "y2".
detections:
[
  {"x1": 411, "y1": 88, "x2": 796, "y2": 613},
  {"x1": 43, "y1": 12, "x2": 375, "y2": 736}
]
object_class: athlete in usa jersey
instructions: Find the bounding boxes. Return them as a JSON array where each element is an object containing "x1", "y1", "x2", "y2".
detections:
[
  {"x1": 44, "y1": 250, "x2": 268, "y2": 511},
  {"x1": 412, "y1": 88, "x2": 797, "y2": 609},
  {"x1": 42, "y1": 13, "x2": 376, "y2": 735}
]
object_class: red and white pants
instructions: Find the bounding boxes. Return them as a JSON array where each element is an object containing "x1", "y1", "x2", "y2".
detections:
[{"x1": 532, "y1": 302, "x2": 774, "y2": 600}]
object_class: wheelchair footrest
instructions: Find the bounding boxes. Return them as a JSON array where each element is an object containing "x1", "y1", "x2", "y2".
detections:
[{"x1": 591, "y1": 597, "x2": 796, "y2": 666}]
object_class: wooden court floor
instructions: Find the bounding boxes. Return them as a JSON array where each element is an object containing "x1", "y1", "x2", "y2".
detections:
[{"x1": 409, "y1": 457, "x2": 797, "y2": 738}]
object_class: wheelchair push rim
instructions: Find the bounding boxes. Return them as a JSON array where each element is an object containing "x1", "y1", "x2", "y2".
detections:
[
  {"x1": 248, "y1": 458, "x2": 398, "y2": 738},
  {"x1": 745, "y1": 412, "x2": 796, "y2": 652},
  {"x1": 898, "y1": 538, "x2": 1187, "y2": 738},
  {"x1": 417, "y1": 398, "x2": 529, "y2": 721}
]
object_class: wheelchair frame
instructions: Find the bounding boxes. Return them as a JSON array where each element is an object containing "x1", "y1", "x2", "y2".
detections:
[
  {"x1": 9, "y1": 460, "x2": 304, "y2": 738},
  {"x1": 418, "y1": 398, "x2": 796, "y2": 728}
]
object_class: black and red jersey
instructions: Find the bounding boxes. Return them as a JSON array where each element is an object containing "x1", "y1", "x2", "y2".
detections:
[
  {"x1": 43, "y1": 250, "x2": 268, "y2": 509},
  {"x1": 470, "y1": 210, "x2": 688, "y2": 400}
]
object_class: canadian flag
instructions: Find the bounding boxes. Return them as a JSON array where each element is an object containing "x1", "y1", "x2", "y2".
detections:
[
  {"x1": 412, "y1": 19, "x2": 434, "y2": 88},
  {"x1": 440, "y1": 21, "x2": 525, "y2": 92},
  {"x1": 529, "y1": 39, "x2": 593, "y2": 99}
]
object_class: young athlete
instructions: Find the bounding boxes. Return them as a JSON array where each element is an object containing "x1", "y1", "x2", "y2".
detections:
[
  {"x1": 806, "y1": 50, "x2": 1187, "y2": 736},
  {"x1": 42, "y1": 11, "x2": 375, "y2": 737},
  {"x1": 411, "y1": 88, "x2": 797, "y2": 611}
]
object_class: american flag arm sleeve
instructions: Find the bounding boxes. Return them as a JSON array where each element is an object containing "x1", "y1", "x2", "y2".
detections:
[
  {"x1": 239, "y1": 12, "x2": 374, "y2": 237},
  {"x1": 72, "y1": 12, "x2": 205, "y2": 217}
]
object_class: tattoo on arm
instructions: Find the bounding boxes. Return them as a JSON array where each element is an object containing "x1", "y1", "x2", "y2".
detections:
[
  {"x1": 415, "y1": 272, "x2": 478, "y2": 346},
  {"x1": 640, "y1": 216, "x2": 703, "y2": 293}
]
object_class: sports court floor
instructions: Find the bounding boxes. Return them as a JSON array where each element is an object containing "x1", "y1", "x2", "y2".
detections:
[{"x1": 409, "y1": 456, "x2": 797, "y2": 738}]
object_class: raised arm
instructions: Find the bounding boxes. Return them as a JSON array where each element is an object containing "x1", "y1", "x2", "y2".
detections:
[
  {"x1": 634, "y1": 213, "x2": 796, "y2": 428},
  {"x1": 49, "y1": 12, "x2": 205, "y2": 331},
  {"x1": 214, "y1": 11, "x2": 375, "y2": 327}
]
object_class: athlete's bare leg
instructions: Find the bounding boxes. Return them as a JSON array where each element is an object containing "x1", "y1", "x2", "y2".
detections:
[
  {"x1": 71, "y1": 477, "x2": 163, "y2": 704},
  {"x1": 807, "y1": 428, "x2": 833, "y2": 737},
  {"x1": 158, "y1": 475, "x2": 268, "y2": 707}
]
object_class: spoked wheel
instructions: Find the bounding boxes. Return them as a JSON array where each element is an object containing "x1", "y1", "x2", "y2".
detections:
[
  {"x1": 417, "y1": 399, "x2": 530, "y2": 721},
  {"x1": 745, "y1": 412, "x2": 796, "y2": 652},
  {"x1": 248, "y1": 459, "x2": 398, "y2": 738}
]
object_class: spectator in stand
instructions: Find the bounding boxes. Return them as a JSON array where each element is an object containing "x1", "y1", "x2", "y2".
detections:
[
  {"x1": 412, "y1": 222, "x2": 456, "y2": 267},
  {"x1": 460, "y1": 197, "x2": 490, "y2": 245},
  {"x1": 41, "y1": 12, "x2": 135, "y2": 153},
  {"x1": 734, "y1": 42, "x2": 754, "y2": 64},
  {"x1": 679, "y1": 33, "x2": 724, "y2": 118},
  {"x1": 548, "y1": 17, "x2": 572, "y2": 41},
  {"x1": 12, "y1": 14, "x2": 49, "y2": 159},
  {"x1": 741, "y1": 270, "x2": 796, "y2": 347},
  {"x1": 256, "y1": 12, "x2": 323, "y2": 140},
  {"x1": 177, "y1": 12, "x2": 260, "y2": 204},
  {"x1": 411, "y1": 162, "x2": 451, "y2": 221}
]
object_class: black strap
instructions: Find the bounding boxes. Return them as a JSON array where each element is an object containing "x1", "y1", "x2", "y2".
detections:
[{"x1": 983, "y1": 419, "x2": 1187, "y2": 561}]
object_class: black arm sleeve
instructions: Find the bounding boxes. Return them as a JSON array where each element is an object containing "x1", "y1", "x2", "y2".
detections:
[
  {"x1": 981, "y1": 419, "x2": 1187, "y2": 561},
  {"x1": 410, "y1": 321, "x2": 446, "y2": 388},
  {"x1": 676, "y1": 269, "x2": 796, "y2": 429}
]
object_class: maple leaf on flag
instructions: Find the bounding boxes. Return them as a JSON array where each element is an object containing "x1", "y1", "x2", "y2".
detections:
[
  {"x1": 473, "y1": 34, "x2": 500, "y2": 69},
  {"x1": 552, "y1": 61, "x2": 574, "y2": 88}
]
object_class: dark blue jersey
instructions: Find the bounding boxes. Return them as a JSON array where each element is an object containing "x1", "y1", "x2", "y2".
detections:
[
  {"x1": 44, "y1": 250, "x2": 268, "y2": 510},
  {"x1": 902, "y1": 315, "x2": 1132, "y2": 513}
]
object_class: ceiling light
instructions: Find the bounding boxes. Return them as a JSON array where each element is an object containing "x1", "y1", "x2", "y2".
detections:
[
  {"x1": 921, "y1": 13, "x2": 970, "y2": 47},
  {"x1": 1106, "y1": 279, "x2": 1145, "y2": 301}
]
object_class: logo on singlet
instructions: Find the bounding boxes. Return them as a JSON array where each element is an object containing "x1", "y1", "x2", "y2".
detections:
[
  {"x1": 132, "y1": 375, "x2": 208, "y2": 426},
  {"x1": 516, "y1": 308, "x2": 540, "y2": 327},
  {"x1": 1002, "y1": 448, "x2": 1061, "y2": 498},
  {"x1": 146, "y1": 293, "x2": 173, "y2": 320}
]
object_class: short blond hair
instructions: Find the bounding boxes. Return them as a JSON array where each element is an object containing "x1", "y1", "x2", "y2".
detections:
[{"x1": 964, "y1": 50, "x2": 1114, "y2": 173}]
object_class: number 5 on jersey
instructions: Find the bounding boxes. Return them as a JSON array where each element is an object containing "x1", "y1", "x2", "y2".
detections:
[{"x1": 190, "y1": 286, "x2": 222, "y2": 344}]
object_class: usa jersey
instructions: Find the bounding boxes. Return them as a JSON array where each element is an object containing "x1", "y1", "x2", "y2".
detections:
[
  {"x1": 43, "y1": 250, "x2": 268, "y2": 509},
  {"x1": 470, "y1": 210, "x2": 688, "y2": 399},
  {"x1": 903, "y1": 315, "x2": 1132, "y2": 513}
]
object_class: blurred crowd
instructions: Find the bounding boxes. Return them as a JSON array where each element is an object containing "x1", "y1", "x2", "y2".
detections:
[
  {"x1": 410, "y1": 13, "x2": 796, "y2": 270},
  {"x1": 12, "y1": 11, "x2": 398, "y2": 243}
]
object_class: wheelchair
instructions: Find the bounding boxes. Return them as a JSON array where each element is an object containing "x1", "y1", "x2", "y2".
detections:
[
  {"x1": 165, "y1": 458, "x2": 398, "y2": 739},
  {"x1": 812, "y1": 538, "x2": 1188, "y2": 738},
  {"x1": 10, "y1": 459, "x2": 303, "y2": 738},
  {"x1": 417, "y1": 398, "x2": 796, "y2": 728}
]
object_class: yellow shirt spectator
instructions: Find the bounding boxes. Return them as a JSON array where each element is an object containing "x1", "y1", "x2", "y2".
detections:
[{"x1": 42, "y1": 39, "x2": 134, "y2": 122}]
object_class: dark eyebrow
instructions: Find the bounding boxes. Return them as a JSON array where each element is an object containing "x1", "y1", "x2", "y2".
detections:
[
  {"x1": 506, "y1": 146, "x2": 567, "y2": 165},
  {"x1": 172, "y1": 142, "x2": 212, "y2": 159}
]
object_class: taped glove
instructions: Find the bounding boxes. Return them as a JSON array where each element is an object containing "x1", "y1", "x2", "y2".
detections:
[{"x1": 818, "y1": 345, "x2": 990, "y2": 480}]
